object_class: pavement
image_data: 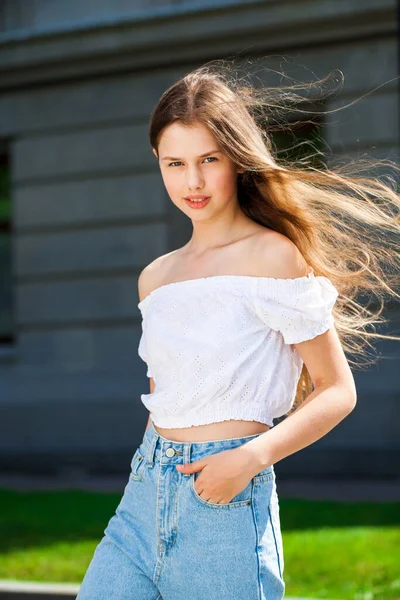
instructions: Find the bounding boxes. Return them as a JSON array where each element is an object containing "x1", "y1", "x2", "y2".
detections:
[
  {"x1": 0, "y1": 580, "x2": 79, "y2": 599},
  {"x1": 0, "y1": 580, "x2": 326, "y2": 600}
]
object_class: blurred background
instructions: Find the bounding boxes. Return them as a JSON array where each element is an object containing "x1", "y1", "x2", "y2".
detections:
[{"x1": 0, "y1": 2, "x2": 399, "y2": 598}]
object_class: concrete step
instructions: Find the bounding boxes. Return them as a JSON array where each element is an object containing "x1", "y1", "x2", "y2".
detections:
[
  {"x1": 0, "y1": 580, "x2": 322, "y2": 599},
  {"x1": 0, "y1": 580, "x2": 79, "y2": 599}
]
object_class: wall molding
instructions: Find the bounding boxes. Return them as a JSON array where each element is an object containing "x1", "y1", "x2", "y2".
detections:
[{"x1": 0, "y1": 0, "x2": 396, "y2": 90}]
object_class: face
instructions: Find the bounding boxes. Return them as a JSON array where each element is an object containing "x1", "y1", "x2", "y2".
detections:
[{"x1": 153, "y1": 121, "x2": 244, "y2": 219}]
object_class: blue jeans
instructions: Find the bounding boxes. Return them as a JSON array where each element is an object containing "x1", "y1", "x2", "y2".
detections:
[{"x1": 76, "y1": 420, "x2": 285, "y2": 599}]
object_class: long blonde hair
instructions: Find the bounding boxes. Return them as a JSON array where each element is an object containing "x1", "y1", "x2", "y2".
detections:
[{"x1": 149, "y1": 59, "x2": 400, "y2": 412}]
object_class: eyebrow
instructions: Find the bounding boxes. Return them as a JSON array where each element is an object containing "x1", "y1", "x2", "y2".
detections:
[{"x1": 161, "y1": 150, "x2": 222, "y2": 161}]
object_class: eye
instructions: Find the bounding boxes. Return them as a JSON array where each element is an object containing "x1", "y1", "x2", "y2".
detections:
[{"x1": 167, "y1": 157, "x2": 218, "y2": 167}]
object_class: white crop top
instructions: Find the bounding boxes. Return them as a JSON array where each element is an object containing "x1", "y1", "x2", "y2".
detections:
[{"x1": 137, "y1": 267, "x2": 339, "y2": 428}]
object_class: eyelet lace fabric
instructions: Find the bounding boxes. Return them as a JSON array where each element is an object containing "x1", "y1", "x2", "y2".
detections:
[{"x1": 137, "y1": 268, "x2": 339, "y2": 428}]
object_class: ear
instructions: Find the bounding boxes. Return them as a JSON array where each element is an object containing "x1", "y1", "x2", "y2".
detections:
[{"x1": 152, "y1": 148, "x2": 158, "y2": 158}]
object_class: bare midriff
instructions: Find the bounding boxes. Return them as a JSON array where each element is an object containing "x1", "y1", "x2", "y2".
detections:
[{"x1": 152, "y1": 418, "x2": 270, "y2": 443}]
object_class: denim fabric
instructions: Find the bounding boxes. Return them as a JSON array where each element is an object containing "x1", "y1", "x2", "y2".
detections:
[{"x1": 76, "y1": 420, "x2": 285, "y2": 599}]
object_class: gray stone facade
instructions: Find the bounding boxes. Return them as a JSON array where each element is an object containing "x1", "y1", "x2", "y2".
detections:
[{"x1": 0, "y1": 0, "x2": 398, "y2": 479}]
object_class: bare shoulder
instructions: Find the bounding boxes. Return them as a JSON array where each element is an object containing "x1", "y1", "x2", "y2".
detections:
[
  {"x1": 137, "y1": 250, "x2": 178, "y2": 302},
  {"x1": 252, "y1": 229, "x2": 310, "y2": 279}
]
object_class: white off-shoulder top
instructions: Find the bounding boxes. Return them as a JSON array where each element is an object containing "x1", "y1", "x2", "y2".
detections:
[{"x1": 137, "y1": 267, "x2": 339, "y2": 428}]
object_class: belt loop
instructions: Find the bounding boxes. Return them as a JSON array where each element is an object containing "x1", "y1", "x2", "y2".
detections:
[
  {"x1": 147, "y1": 425, "x2": 158, "y2": 466},
  {"x1": 183, "y1": 443, "x2": 192, "y2": 470}
]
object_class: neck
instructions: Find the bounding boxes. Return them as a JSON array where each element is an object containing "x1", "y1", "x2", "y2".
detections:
[{"x1": 185, "y1": 205, "x2": 252, "y2": 256}]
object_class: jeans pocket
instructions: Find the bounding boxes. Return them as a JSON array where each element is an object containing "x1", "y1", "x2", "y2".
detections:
[
  {"x1": 191, "y1": 471, "x2": 252, "y2": 509},
  {"x1": 129, "y1": 448, "x2": 146, "y2": 481},
  {"x1": 253, "y1": 467, "x2": 274, "y2": 484}
]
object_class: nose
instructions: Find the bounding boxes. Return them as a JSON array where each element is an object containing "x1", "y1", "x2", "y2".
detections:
[{"x1": 186, "y1": 165, "x2": 204, "y2": 191}]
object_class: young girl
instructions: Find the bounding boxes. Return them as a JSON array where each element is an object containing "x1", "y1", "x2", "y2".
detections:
[{"x1": 76, "y1": 61, "x2": 400, "y2": 599}]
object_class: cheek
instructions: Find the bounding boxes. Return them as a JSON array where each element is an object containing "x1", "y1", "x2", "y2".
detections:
[
  {"x1": 161, "y1": 173, "x2": 183, "y2": 210},
  {"x1": 213, "y1": 169, "x2": 237, "y2": 194},
  {"x1": 161, "y1": 171, "x2": 178, "y2": 195}
]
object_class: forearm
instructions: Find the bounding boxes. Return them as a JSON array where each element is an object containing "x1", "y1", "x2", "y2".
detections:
[
  {"x1": 145, "y1": 413, "x2": 152, "y2": 432},
  {"x1": 244, "y1": 383, "x2": 357, "y2": 471}
]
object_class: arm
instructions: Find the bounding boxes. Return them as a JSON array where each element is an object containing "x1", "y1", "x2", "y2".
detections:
[
  {"x1": 144, "y1": 377, "x2": 156, "y2": 432},
  {"x1": 242, "y1": 235, "x2": 357, "y2": 472},
  {"x1": 145, "y1": 413, "x2": 152, "y2": 432},
  {"x1": 243, "y1": 323, "x2": 357, "y2": 472},
  {"x1": 138, "y1": 263, "x2": 158, "y2": 436}
]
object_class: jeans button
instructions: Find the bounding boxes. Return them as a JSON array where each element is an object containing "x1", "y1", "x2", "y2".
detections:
[{"x1": 165, "y1": 447, "x2": 176, "y2": 457}]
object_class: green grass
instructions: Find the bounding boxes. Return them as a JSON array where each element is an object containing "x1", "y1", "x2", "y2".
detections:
[
  {"x1": 280, "y1": 500, "x2": 400, "y2": 599},
  {"x1": 0, "y1": 488, "x2": 399, "y2": 599}
]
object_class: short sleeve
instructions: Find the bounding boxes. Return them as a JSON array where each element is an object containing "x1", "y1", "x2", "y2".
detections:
[{"x1": 255, "y1": 269, "x2": 339, "y2": 345}]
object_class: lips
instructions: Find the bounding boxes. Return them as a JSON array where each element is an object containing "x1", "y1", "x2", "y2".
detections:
[
  {"x1": 185, "y1": 196, "x2": 210, "y2": 200},
  {"x1": 184, "y1": 196, "x2": 211, "y2": 209}
]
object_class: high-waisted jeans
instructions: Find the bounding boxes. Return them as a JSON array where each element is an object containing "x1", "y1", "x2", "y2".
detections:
[{"x1": 76, "y1": 420, "x2": 285, "y2": 599}]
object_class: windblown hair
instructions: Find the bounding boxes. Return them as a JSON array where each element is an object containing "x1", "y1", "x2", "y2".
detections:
[{"x1": 148, "y1": 58, "x2": 400, "y2": 413}]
